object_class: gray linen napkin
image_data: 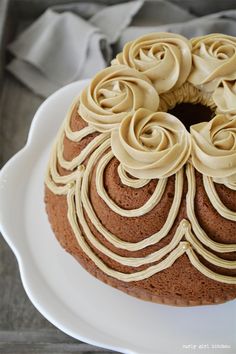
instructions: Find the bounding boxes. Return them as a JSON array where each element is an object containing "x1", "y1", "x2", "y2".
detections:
[
  {"x1": 8, "y1": 1, "x2": 143, "y2": 97},
  {"x1": 7, "y1": 0, "x2": 236, "y2": 98},
  {"x1": 118, "y1": 9, "x2": 236, "y2": 49}
]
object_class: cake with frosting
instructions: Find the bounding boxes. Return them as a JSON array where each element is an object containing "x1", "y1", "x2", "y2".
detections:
[{"x1": 45, "y1": 32, "x2": 236, "y2": 306}]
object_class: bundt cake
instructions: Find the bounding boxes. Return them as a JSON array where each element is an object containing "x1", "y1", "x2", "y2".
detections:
[{"x1": 44, "y1": 32, "x2": 236, "y2": 306}]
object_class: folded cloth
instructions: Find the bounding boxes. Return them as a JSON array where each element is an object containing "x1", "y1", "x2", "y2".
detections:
[
  {"x1": 7, "y1": 0, "x2": 236, "y2": 98},
  {"x1": 118, "y1": 9, "x2": 236, "y2": 49},
  {"x1": 8, "y1": 1, "x2": 143, "y2": 97}
]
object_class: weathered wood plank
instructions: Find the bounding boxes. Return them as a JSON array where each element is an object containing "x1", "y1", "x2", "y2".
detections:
[
  {"x1": 0, "y1": 75, "x2": 43, "y2": 166},
  {"x1": 0, "y1": 235, "x2": 54, "y2": 331},
  {"x1": 0, "y1": 0, "x2": 11, "y2": 86},
  {"x1": 0, "y1": 331, "x2": 112, "y2": 353},
  {"x1": 0, "y1": 348, "x2": 110, "y2": 354},
  {"x1": 11, "y1": 0, "x2": 236, "y2": 20},
  {"x1": 0, "y1": 329, "x2": 78, "y2": 343},
  {"x1": 11, "y1": 0, "x2": 128, "y2": 19},
  {"x1": 171, "y1": 0, "x2": 236, "y2": 16},
  {"x1": 0, "y1": 343, "x2": 111, "y2": 354}
]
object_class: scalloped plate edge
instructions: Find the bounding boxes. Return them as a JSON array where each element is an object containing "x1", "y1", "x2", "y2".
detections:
[{"x1": 0, "y1": 81, "x2": 143, "y2": 354}]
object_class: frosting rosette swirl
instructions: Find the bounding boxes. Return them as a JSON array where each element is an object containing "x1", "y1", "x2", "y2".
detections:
[
  {"x1": 112, "y1": 32, "x2": 192, "y2": 94},
  {"x1": 188, "y1": 34, "x2": 236, "y2": 92},
  {"x1": 213, "y1": 80, "x2": 236, "y2": 115},
  {"x1": 191, "y1": 115, "x2": 236, "y2": 183},
  {"x1": 111, "y1": 108, "x2": 191, "y2": 179},
  {"x1": 79, "y1": 65, "x2": 159, "y2": 132}
]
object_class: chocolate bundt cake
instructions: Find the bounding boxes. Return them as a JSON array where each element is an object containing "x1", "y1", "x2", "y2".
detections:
[{"x1": 45, "y1": 33, "x2": 236, "y2": 306}]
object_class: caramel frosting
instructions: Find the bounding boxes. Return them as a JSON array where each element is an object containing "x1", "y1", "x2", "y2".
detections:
[
  {"x1": 186, "y1": 163, "x2": 236, "y2": 254},
  {"x1": 79, "y1": 65, "x2": 159, "y2": 132},
  {"x1": 159, "y1": 82, "x2": 215, "y2": 112},
  {"x1": 191, "y1": 114, "x2": 236, "y2": 183},
  {"x1": 111, "y1": 108, "x2": 191, "y2": 179},
  {"x1": 117, "y1": 164, "x2": 150, "y2": 188},
  {"x1": 213, "y1": 80, "x2": 236, "y2": 115},
  {"x1": 188, "y1": 34, "x2": 236, "y2": 92},
  {"x1": 45, "y1": 32, "x2": 236, "y2": 286},
  {"x1": 96, "y1": 150, "x2": 168, "y2": 217},
  {"x1": 112, "y1": 32, "x2": 192, "y2": 94},
  {"x1": 45, "y1": 107, "x2": 236, "y2": 284},
  {"x1": 203, "y1": 174, "x2": 236, "y2": 221}
]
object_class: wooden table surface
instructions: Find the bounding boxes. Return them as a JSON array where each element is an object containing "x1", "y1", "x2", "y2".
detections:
[{"x1": 0, "y1": 73, "x2": 116, "y2": 354}]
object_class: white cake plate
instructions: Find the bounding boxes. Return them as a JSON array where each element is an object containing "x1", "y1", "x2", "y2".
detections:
[{"x1": 0, "y1": 80, "x2": 235, "y2": 354}]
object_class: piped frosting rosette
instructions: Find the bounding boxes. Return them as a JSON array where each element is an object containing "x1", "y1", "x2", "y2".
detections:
[
  {"x1": 112, "y1": 32, "x2": 192, "y2": 94},
  {"x1": 213, "y1": 80, "x2": 236, "y2": 115},
  {"x1": 191, "y1": 115, "x2": 236, "y2": 184},
  {"x1": 79, "y1": 65, "x2": 159, "y2": 132},
  {"x1": 111, "y1": 108, "x2": 191, "y2": 179},
  {"x1": 188, "y1": 34, "x2": 236, "y2": 92},
  {"x1": 77, "y1": 33, "x2": 236, "y2": 181}
]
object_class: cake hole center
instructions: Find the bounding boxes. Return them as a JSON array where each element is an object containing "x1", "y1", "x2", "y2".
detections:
[{"x1": 168, "y1": 103, "x2": 215, "y2": 131}]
